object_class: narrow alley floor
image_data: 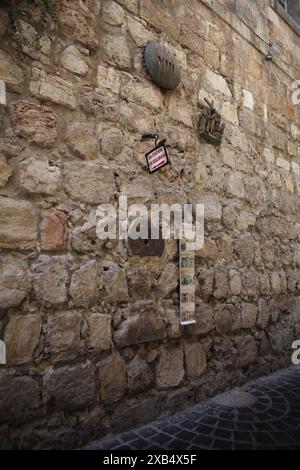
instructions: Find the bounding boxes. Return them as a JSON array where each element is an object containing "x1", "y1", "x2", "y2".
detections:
[{"x1": 83, "y1": 365, "x2": 300, "y2": 450}]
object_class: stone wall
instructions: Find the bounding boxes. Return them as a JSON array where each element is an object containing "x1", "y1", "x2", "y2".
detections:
[{"x1": 0, "y1": 0, "x2": 300, "y2": 449}]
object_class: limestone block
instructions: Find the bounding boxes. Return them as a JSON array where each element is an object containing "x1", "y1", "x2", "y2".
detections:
[
  {"x1": 0, "y1": 197, "x2": 37, "y2": 249},
  {"x1": 5, "y1": 315, "x2": 41, "y2": 365},
  {"x1": 19, "y1": 157, "x2": 62, "y2": 195}
]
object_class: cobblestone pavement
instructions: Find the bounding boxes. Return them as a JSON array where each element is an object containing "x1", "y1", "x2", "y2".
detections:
[{"x1": 84, "y1": 366, "x2": 300, "y2": 450}]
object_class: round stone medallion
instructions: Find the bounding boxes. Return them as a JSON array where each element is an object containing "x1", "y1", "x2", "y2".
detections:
[{"x1": 143, "y1": 42, "x2": 181, "y2": 90}]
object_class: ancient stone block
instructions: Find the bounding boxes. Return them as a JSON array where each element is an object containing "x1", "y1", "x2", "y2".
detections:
[
  {"x1": 0, "y1": 154, "x2": 12, "y2": 189},
  {"x1": 229, "y1": 269, "x2": 242, "y2": 295},
  {"x1": 66, "y1": 121, "x2": 98, "y2": 160},
  {"x1": 30, "y1": 70, "x2": 76, "y2": 109},
  {"x1": 158, "y1": 263, "x2": 178, "y2": 297},
  {"x1": 121, "y1": 79, "x2": 162, "y2": 111},
  {"x1": 127, "y1": 267, "x2": 151, "y2": 299},
  {"x1": 221, "y1": 146, "x2": 236, "y2": 169},
  {"x1": 127, "y1": 16, "x2": 155, "y2": 45},
  {"x1": 260, "y1": 272, "x2": 270, "y2": 295},
  {"x1": 10, "y1": 101, "x2": 58, "y2": 148},
  {"x1": 214, "y1": 305, "x2": 234, "y2": 334},
  {"x1": 87, "y1": 313, "x2": 111, "y2": 350},
  {"x1": 199, "y1": 195, "x2": 222, "y2": 221},
  {"x1": 102, "y1": 34, "x2": 131, "y2": 70},
  {"x1": 70, "y1": 261, "x2": 100, "y2": 306},
  {"x1": 118, "y1": 0, "x2": 138, "y2": 13},
  {"x1": 187, "y1": 304, "x2": 214, "y2": 336},
  {"x1": 222, "y1": 101, "x2": 239, "y2": 125},
  {"x1": 97, "y1": 65, "x2": 121, "y2": 94},
  {"x1": 0, "y1": 257, "x2": 31, "y2": 310},
  {"x1": 214, "y1": 267, "x2": 228, "y2": 299},
  {"x1": 40, "y1": 210, "x2": 68, "y2": 251},
  {"x1": 0, "y1": 197, "x2": 37, "y2": 249},
  {"x1": 234, "y1": 236, "x2": 255, "y2": 267},
  {"x1": 257, "y1": 299, "x2": 270, "y2": 329},
  {"x1": 46, "y1": 311, "x2": 81, "y2": 354},
  {"x1": 102, "y1": 1, "x2": 125, "y2": 25},
  {"x1": 32, "y1": 257, "x2": 68, "y2": 306},
  {"x1": 98, "y1": 352, "x2": 126, "y2": 401},
  {"x1": 64, "y1": 162, "x2": 116, "y2": 204},
  {"x1": 113, "y1": 314, "x2": 166, "y2": 347},
  {"x1": 276, "y1": 157, "x2": 290, "y2": 172},
  {"x1": 127, "y1": 356, "x2": 153, "y2": 393},
  {"x1": 0, "y1": 49, "x2": 23, "y2": 92},
  {"x1": 184, "y1": 342, "x2": 206, "y2": 380},
  {"x1": 59, "y1": 8, "x2": 99, "y2": 49},
  {"x1": 244, "y1": 176, "x2": 267, "y2": 205},
  {"x1": 5, "y1": 315, "x2": 41, "y2": 365},
  {"x1": 164, "y1": 307, "x2": 182, "y2": 339},
  {"x1": 44, "y1": 363, "x2": 96, "y2": 411},
  {"x1": 122, "y1": 177, "x2": 155, "y2": 204},
  {"x1": 19, "y1": 157, "x2": 62, "y2": 195},
  {"x1": 270, "y1": 271, "x2": 282, "y2": 294},
  {"x1": 102, "y1": 262, "x2": 128, "y2": 303},
  {"x1": 242, "y1": 269, "x2": 260, "y2": 296},
  {"x1": 226, "y1": 172, "x2": 245, "y2": 199},
  {"x1": 205, "y1": 68, "x2": 232, "y2": 97},
  {"x1": 241, "y1": 303, "x2": 257, "y2": 329},
  {"x1": 156, "y1": 345, "x2": 184, "y2": 389},
  {"x1": 236, "y1": 335, "x2": 257, "y2": 368},
  {"x1": 0, "y1": 375, "x2": 41, "y2": 424},
  {"x1": 100, "y1": 128, "x2": 124, "y2": 157},
  {"x1": 168, "y1": 96, "x2": 193, "y2": 127},
  {"x1": 60, "y1": 45, "x2": 89, "y2": 76}
]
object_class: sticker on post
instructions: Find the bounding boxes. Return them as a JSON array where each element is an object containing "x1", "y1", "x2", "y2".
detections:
[{"x1": 145, "y1": 140, "x2": 169, "y2": 174}]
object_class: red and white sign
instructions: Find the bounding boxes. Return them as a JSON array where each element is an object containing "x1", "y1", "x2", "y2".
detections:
[{"x1": 145, "y1": 142, "x2": 169, "y2": 173}]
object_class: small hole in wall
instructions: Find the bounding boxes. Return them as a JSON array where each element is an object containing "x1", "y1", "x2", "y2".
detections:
[
  {"x1": 144, "y1": 240, "x2": 149, "y2": 245},
  {"x1": 103, "y1": 266, "x2": 109, "y2": 272}
]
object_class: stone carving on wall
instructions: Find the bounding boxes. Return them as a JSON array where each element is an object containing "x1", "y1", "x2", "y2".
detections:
[
  {"x1": 143, "y1": 42, "x2": 181, "y2": 90},
  {"x1": 198, "y1": 98, "x2": 225, "y2": 145}
]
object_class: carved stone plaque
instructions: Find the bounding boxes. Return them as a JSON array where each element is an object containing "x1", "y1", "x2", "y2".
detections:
[{"x1": 143, "y1": 42, "x2": 181, "y2": 90}]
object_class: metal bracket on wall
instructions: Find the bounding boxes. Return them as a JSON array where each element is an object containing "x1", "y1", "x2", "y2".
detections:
[{"x1": 198, "y1": 98, "x2": 225, "y2": 145}]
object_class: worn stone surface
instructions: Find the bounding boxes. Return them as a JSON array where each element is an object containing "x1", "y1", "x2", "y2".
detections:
[
  {"x1": 5, "y1": 315, "x2": 41, "y2": 365},
  {"x1": 10, "y1": 101, "x2": 58, "y2": 148},
  {"x1": 100, "y1": 128, "x2": 124, "y2": 157},
  {"x1": 60, "y1": 45, "x2": 89, "y2": 76},
  {"x1": 64, "y1": 162, "x2": 116, "y2": 204},
  {"x1": 0, "y1": 375, "x2": 41, "y2": 424},
  {"x1": 156, "y1": 346, "x2": 184, "y2": 389},
  {"x1": 0, "y1": 197, "x2": 37, "y2": 249},
  {"x1": 0, "y1": 154, "x2": 12, "y2": 188},
  {"x1": 87, "y1": 313, "x2": 111, "y2": 350},
  {"x1": 70, "y1": 261, "x2": 100, "y2": 306},
  {"x1": 40, "y1": 210, "x2": 68, "y2": 251},
  {"x1": 30, "y1": 70, "x2": 76, "y2": 109},
  {"x1": 127, "y1": 356, "x2": 153, "y2": 393},
  {"x1": 0, "y1": 257, "x2": 31, "y2": 309},
  {"x1": 44, "y1": 363, "x2": 96, "y2": 411},
  {"x1": 98, "y1": 351, "x2": 126, "y2": 401},
  {"x1": 0, "y1": 49, "x2": 23, "y2": 92},
  {"x1": 184, "y1": 342, "x2": 207, "y2": 380},
  {"x1": 32, "y1": 257, "x2": 68, "y2": 307},
  {"x1": 46, "y1": 311, "x2": 81, "y2": 354},
  {"x1": 19, "y1": 157, "x2": 62, "y2": 195},
  {"x1": 66, "y1": 121, "x2": 98, "y2": 160}
]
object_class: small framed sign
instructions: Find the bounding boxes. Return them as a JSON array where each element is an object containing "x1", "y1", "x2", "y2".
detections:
[{"x1": 145, "y1": 140, "x2": 169, "y2": 174}]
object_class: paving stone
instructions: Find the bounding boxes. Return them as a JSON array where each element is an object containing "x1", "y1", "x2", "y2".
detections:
[{"x1": 83, "y1": 366, "x2": 300, "y2": 450}]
